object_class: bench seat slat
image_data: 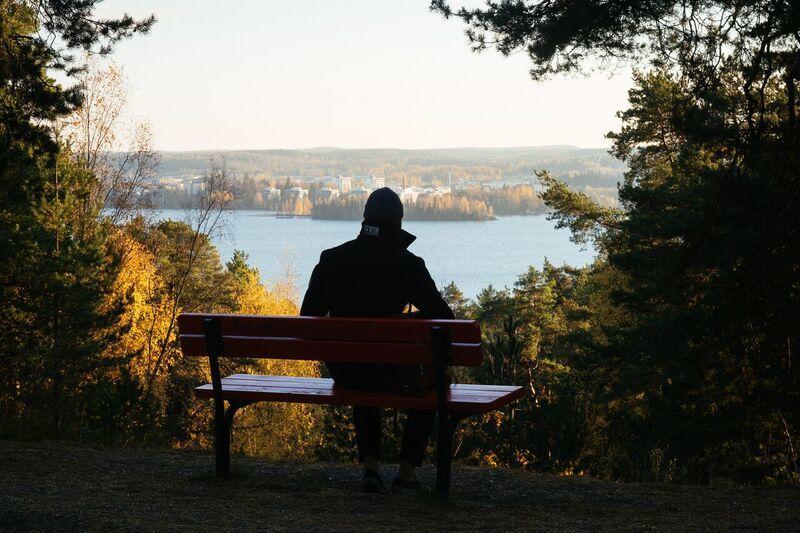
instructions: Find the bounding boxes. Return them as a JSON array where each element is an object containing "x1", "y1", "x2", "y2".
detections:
[
  {"x1": 209, "y1": 379, "x2": 517, "y2": 401},
  {"x1": 220, "y1": 374, "x2": 525, "y2": 393},
  {"x1": 194, "y1": 375, "x2": 525, "y2": 413}
]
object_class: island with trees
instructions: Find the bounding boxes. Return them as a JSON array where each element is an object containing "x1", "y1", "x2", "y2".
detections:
[{"x1": 153, "y1": 176, "x2": 550, "y2": 220}]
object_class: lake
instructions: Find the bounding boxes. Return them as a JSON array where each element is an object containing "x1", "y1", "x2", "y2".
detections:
[{"x1": 156, "y1": 210, "x2": 596, "y2": 299}]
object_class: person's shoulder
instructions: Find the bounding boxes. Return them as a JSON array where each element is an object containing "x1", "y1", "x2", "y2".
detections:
[
  {"x1": 318, "y1": 239, "x2": 359, "y2": 261},
  {"x1": 400, "y1": 249, "x2": 427, "y2": 268}
]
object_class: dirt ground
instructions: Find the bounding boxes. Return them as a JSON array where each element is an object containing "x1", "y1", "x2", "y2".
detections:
[{"x1": 1, "y1": 440, "x2": 798, "y2": 532}]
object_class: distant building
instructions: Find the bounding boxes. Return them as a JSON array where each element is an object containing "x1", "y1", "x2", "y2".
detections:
[
  {"x1": 262, "y1": 187, "x2": 281, "y2": 200},
  {"x1": 407, "y1": 186, "x2": 451, "y2": 203},
  {"x1": 317, "y1": 187, "x2": 339, "y2": 201},
  {"x1": 398, "y1": 187, "x2": 419, "y2": 204},
  {"x1": 287, "y1": 186, "x2": 309, "y2": 199},
  {"x1": 351, "y1": 186, "x2": 371, "y2": 196},
  {"x1": 187, "y1": 177, "x2": 205, "y2": 196},
  {"x1": 158, "y1": 177, "x2": 185, "y2": 191},
  {"x1": 453, "y1": 180, "x2": 469, "y2": 192},
  {"x1": 337, "y1": 176, "x2": 352, "y2": 194},
  {"x1": 370, "y1": 176, "x2": 386, "y2": 189}
]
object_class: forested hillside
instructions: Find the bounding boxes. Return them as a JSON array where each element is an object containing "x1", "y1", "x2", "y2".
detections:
[{"x1": 155, "y1": 146, "x2": 625, "y2": 188}]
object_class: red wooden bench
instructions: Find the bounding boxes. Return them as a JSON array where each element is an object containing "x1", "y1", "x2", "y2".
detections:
[{"x1": 178, "y1": 313, "x2": 524, "y2": 496}]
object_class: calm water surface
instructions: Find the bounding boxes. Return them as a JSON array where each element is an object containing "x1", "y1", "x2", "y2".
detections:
[{"x1": 156, "y1": 210, "x2": 595, "y2": 299}]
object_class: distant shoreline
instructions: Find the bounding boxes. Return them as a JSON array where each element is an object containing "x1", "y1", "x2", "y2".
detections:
[
  {"x1": 150, "y1": 208, "x2": 554, "y2": 222},
  {"x1": 310, "y1": 214, "x2": 501, "y2": 222},
  {"x1": 150, "y1": 207, "x2": 549, "y2": 222}
]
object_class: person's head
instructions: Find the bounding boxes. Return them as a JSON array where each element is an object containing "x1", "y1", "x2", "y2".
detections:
[
  {"x1": 363, "y1": 187, "x2": 403, "y2": 230},
  {"x1": 360, "y1": 187, "x2": 415, "y2": 247}
]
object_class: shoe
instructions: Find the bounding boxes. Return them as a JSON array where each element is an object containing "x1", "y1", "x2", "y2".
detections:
[
  {"x1": 363, "y1": 468, "x2": 387, "y2": 494},
  {"x1": 391, "y1": 475, "x2": 425, "y2": 494}
]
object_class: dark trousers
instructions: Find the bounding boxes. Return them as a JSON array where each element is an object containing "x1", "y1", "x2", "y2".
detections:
[{"x1": 326, "y1": 362, "x2": 435, "y2": 466}]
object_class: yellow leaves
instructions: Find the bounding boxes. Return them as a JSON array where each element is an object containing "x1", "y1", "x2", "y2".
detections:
[
  {"x1": 279, "y1": 197, "x2": 312, "y2": 215},
  {"x1": 232, "y1": 270, "x2": 297, "y2": 316},
  {"x1": 103, "y1": 231, "x2": 179, "y2": 382},
  {"x1": 230, "y1": 269, "x2": 320, "y2": 377},
  {"x1": 482, "y1": 451, "x2": 500, "y2": 467},
  {"x1": 230, "y1": 402, "x2": 323, "y2": 460},
  {"x1": 207, "y1": 260, "x2": 322, "y2": 458},
  {"x1": 100, "y1": 225, "x2": 324, "y2": 458}
]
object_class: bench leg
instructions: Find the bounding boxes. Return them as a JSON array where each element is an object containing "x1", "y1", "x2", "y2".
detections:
[
  {"x1": 436, "y1": 411, "x2": 475, "y2": 497},
  {"x1": 431, "y1": 326, "x2": 457, "y2": 497},
  {"x1": 435, "y1": 413, "x2": 455, "y2": 496},
  {"x1": 215, "y1": 400, "x2": 251, "y2": 477}
]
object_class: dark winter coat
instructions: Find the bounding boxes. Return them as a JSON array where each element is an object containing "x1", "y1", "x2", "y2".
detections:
[{"x1": 300, "y1": 224, "x2": 454, "y2": 320}]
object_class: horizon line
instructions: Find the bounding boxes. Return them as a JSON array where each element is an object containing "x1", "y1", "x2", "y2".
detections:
[{"x1": 153, "y1": 144, "x2": 612, "y2": 154}]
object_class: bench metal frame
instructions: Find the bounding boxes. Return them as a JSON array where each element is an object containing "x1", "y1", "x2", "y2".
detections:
[{"x1": 202, "y1": 316, "x2": 468, "y2": 496}]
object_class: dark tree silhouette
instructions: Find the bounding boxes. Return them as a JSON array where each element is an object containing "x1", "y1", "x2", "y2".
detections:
[{"x1": 435, "y1": 1, "x2": 800, "y2": 482}]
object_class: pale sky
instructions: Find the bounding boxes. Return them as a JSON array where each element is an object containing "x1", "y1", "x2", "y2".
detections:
[{"x1": 96, "y1": 0, "x2": 633, "y2": 151}]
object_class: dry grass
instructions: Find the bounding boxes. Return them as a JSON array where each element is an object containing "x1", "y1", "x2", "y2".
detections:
[{"x1": 1, "y1": 440, "x2": 798, "y2": 532}]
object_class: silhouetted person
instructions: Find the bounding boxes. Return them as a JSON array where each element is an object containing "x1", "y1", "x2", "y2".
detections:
[{"x1": 301, "y1": 187, "x2": 454, "y2": 493}]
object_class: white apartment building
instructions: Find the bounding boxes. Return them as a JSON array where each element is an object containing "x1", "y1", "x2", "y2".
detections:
[
  {"x1": 157, "y1": 177, "x2": 185, "y2": 191},
  {"x1": 398, "y1": 188, "x2": 419, "y2": 204},
  {"x1": 287, "y1": 186, "x2": 309, "y2": 199},
  {"x1": 453, "y1": 180, "x2": 472, "y2": 191},
  {"x1": 187, "y1": 177, "x2": 205, "y2": 196},
  {"x1": 398, "y1": 185, "x2": 451, "y2": 204},
  {"x1": 370, "y1": 176, "x2": 386, "y2": 189},
  {"x1": 261, "y1": 187, "x2": 281, "y2": 200},
  {"x1": 337, "y1": 176, "x2": 353, "y2": 194}
]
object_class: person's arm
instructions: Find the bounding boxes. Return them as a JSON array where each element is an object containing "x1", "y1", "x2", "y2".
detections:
[
  {"x1": 405, "y1": 256, "x2": 455, "y2": 319},
  {"x1": 300, "y1": 252, "x2": 329, "y2": 317}
]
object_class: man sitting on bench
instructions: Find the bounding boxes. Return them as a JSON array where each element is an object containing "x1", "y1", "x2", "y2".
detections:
[{"x1": 300, "y1": 187, "x2": 454, "y2": 494}]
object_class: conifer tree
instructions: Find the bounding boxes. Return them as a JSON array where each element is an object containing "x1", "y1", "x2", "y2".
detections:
[
  {"x1": 0, "y1": 1, "x2": 154, "y2": 435},
  {"x1": 436, "y1": 0, "x2": 800, "y2": 481}
]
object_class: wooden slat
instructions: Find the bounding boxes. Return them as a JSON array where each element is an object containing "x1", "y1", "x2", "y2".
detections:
[
  {"x1": 223, "y1": 374, "x2": 523, "y2": 393},
  {"x1": 178, "y1": 334, "x2": 483, "y2": 366},
  {"x1": 212, "y1": 378, "x2": 515, "y2": 400},
  {"x1": 178, "y1": 314, "x2": 481, "y2": 344},
  {"x1": 193, "y1": 375, "x2": 525, "y2": 413}
]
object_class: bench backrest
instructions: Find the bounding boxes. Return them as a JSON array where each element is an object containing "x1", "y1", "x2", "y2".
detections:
[{"x1": 178, "y1": 313, "x2": 483, "y2": 366}]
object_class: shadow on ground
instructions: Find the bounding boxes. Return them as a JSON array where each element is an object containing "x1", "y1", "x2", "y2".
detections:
[{"x1": 1, "y1": 440, "x2": 797, "y2": 532}]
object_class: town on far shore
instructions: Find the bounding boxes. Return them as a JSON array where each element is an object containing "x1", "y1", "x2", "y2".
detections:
[{"x1": 150, "y1": 173, "x2": 551, "y2": 221}]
